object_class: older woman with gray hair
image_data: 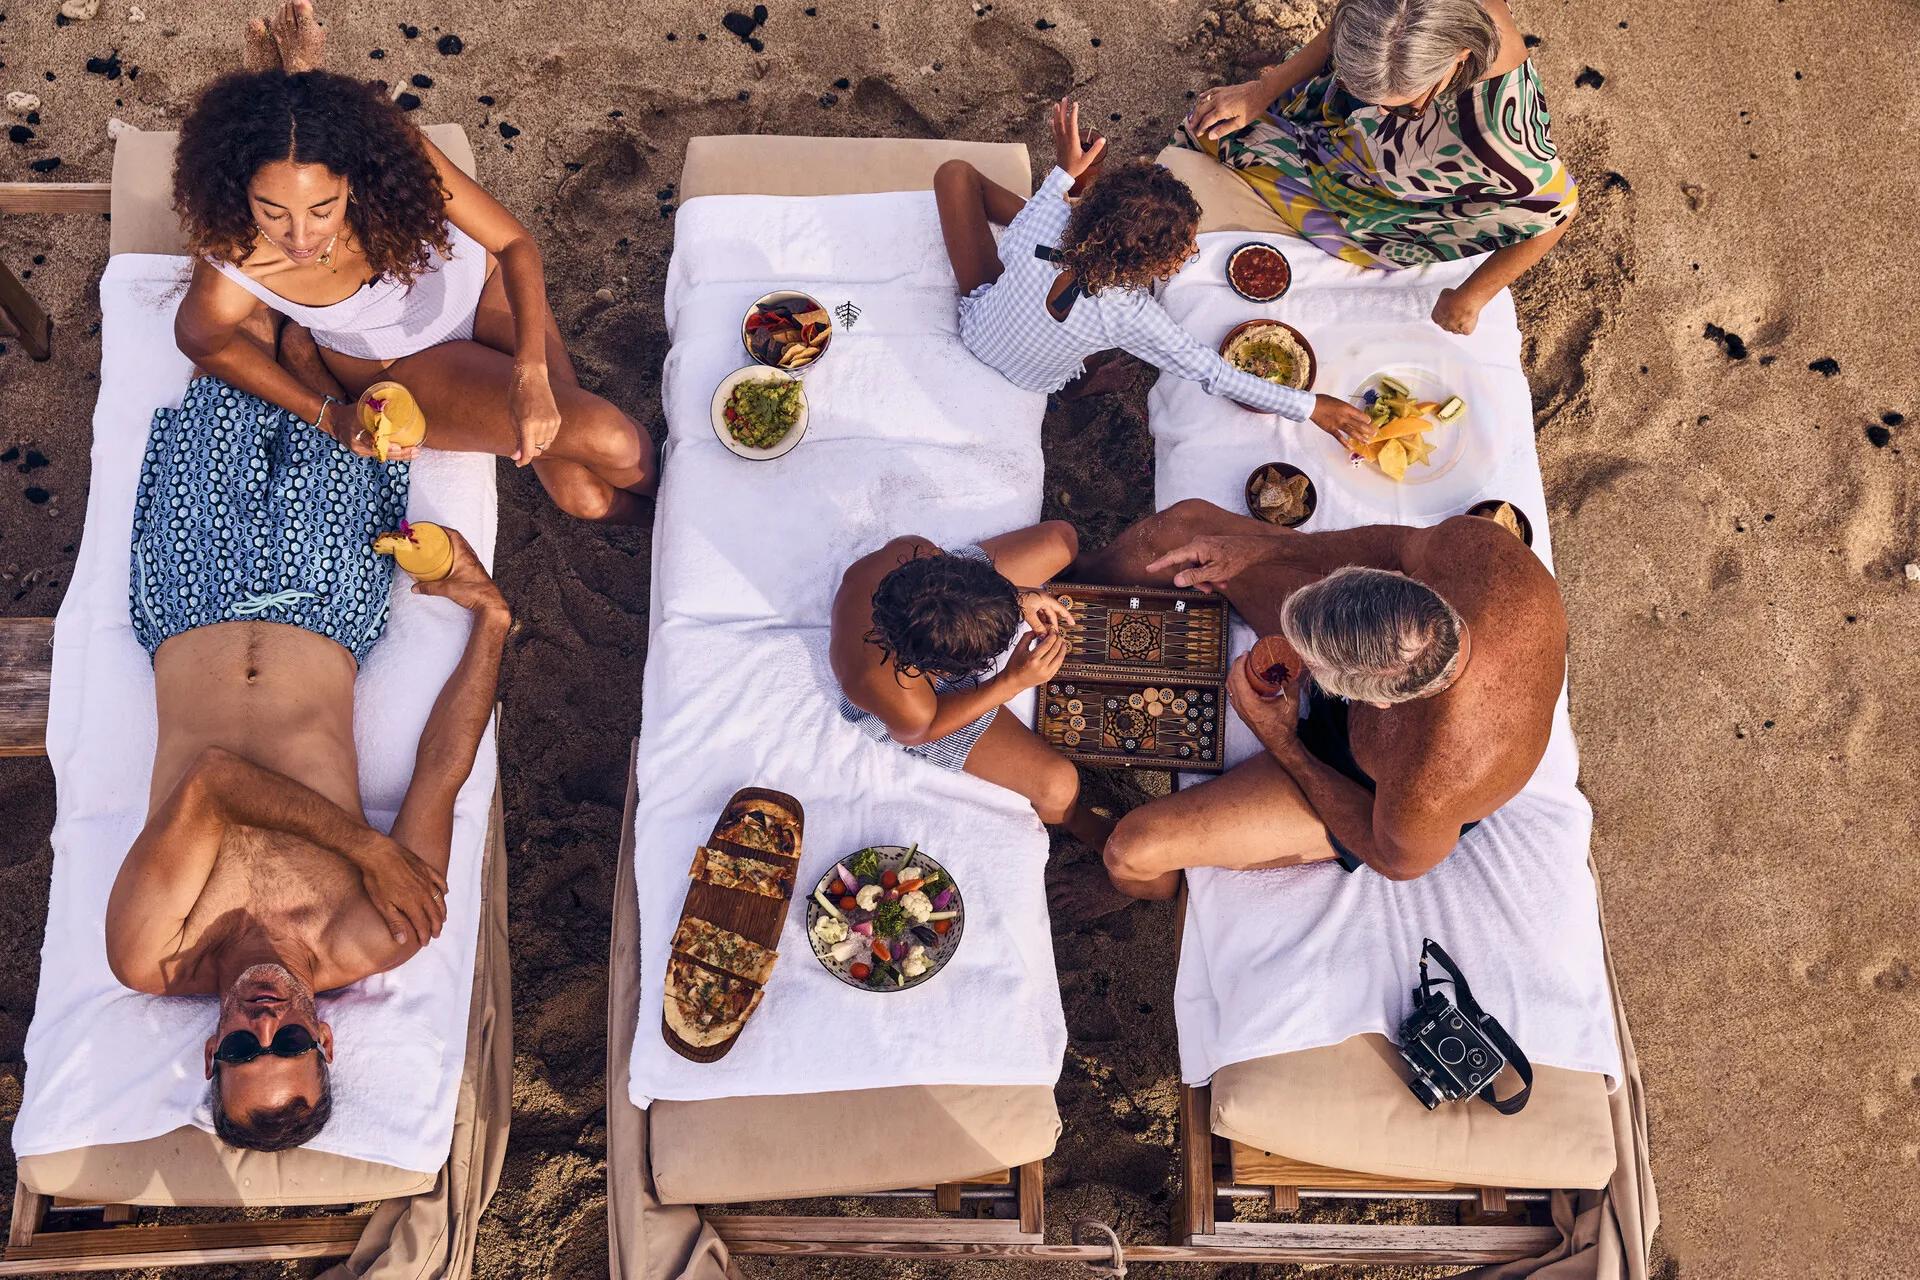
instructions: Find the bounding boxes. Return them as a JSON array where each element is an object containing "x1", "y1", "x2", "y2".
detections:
[{"x1": 1179, "y1": 0, "x2": 1577, "y2": 335}]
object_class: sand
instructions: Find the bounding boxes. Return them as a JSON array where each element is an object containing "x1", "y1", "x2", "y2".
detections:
[{"x1": 1, "y1": 0, "x2": 1915, "y2": 1276}]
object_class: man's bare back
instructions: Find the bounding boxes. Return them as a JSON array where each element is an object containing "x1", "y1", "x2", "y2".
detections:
[{"x1": 1059, "y1": 499, "x2": 1566, "y2": 915}]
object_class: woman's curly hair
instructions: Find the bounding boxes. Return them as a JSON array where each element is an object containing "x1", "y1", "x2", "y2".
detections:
[
  {"x1": 866, "y1": 550, "x2": 1021, "y2": 684},
  {"x1": 1057, "y1": 159, "x2": 1202, "y2": 296},
  {"x1": 173, "y1": 70, "x2": 451, "y2": 284}
]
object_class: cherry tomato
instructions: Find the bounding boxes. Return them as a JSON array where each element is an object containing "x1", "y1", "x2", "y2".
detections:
[
  {"x1": 932, "y1": 918, "x2": 952, "y2": 935},
  {"x1": 872, "y1": 940, "x2": 893, "y2": 963},
  {"x1": 881, "y1": 869, "x2": 898, "y2": 888},
  {"x1": 829, "y1": 880, "x2": 846, "y2": 896},
  {"x1": 848, "y1": 963, "x2": 871, "y2": 981},
  {"x1": 838, "y1": 896, "x2": 857, "y2": 912}
]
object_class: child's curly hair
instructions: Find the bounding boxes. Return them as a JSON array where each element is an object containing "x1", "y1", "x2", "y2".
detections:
[
  {"x1": 866, "y1": 550, "x2": 1021, "y2": 684},
  {"x1": 173, "y1": 70, "x2": 451, "y2": 284},
  {"x1": 1057, "y1": 160, "x2": 1202, "y2": 296}
]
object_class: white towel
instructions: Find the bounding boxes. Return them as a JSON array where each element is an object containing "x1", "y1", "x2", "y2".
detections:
[
  {"x1": 1157, "y1": 235, "x2": 1622, "y2": 1088},
  {"x1": 13, "y1": 254, "x2": 500, "y2": 1173},
  {"x1": 626, "y1": 192, "x2": 1065, "y2": 1106}
]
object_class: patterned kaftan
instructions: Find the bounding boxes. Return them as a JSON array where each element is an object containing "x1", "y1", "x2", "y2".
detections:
[{"x1": 1177, "y1": 59, "x2": 1578, "y2": 269}]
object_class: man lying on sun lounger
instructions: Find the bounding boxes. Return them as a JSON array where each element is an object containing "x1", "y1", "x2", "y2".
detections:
[
  {"x1": 832, "y1": 522, "x2": 1113, "y2": 848},
  {"x1": 1052, "y1": 499, "x2": 1565, "y2": 919},
  {"x1": 103, "y1": 375, "x2": 509, "y2": 1152}
]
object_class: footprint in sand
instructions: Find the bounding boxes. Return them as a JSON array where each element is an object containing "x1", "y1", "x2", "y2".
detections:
[
  {"x1": 968, "y1": 15, "x2": 1075, "y2": 102},
  {"x1": 553, "y1": 132, "x2": 651, "y2": 241}
]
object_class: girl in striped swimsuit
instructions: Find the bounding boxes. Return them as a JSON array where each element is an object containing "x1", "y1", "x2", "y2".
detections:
[{"x1": 933, "y1": 98, "x2": 1374, "y2": 444}]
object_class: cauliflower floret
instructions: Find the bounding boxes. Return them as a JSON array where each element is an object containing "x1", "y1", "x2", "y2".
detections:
[
  {"x1": 811, "y1": 915, "x2": 848, "y2": 947},
  {"x1": 855, "y1": 884, "x2": 884, "y2": 911},
  {"x1": 900, "y1": 890, "x2": 934, "y2": 924},
  {"x1": 900, "y1": 945, "x2": 931, "y2": 979}
]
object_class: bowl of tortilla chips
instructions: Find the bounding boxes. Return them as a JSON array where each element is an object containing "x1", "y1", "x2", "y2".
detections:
[
  {"x1": 1244, "y1": 462, "x2": 1318, "y2": 528},
  {"x1": 1467, "y1": 499, "x2": 1534, "y2": 546},
  {"x1": 743, "y1": 290, "x2": 833, "y2": 372}
]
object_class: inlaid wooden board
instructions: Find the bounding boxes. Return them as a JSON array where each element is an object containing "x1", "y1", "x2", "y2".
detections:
[{"x1": 662, "y1": 787, "x2": 804, "y2": 1063}]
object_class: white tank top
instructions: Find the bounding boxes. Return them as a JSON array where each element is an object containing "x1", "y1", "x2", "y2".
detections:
[{"x1": 212, "y1": 222, "x2": 488, "y2": 361}]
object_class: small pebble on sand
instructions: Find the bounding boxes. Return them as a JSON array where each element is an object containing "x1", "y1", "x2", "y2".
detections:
[
  {"x1": 1575, "y1": 67, "x2": 1606, "y2": 88},
  {"x1": 1808, "y1": 357, "x2": 1840, "y2": 377},
  {"x1": 1905, "y1": 564, "x2": 1920, "y2": 583},
  {"x1": 60, "y1": 0, "x2": 102, "y2": 19},
  {"x1": 594, "y1": 287, "x2": 615, "y2": 302},
  {"x1": 1682, "y1": 183, "x2": 1707, "y2": 211},
  {"x1": 437, "y1": 33, "x2": 464, "y2": 55},
  {"x1": 6, "y1": 92, "x2": 42, "y2": 117}
]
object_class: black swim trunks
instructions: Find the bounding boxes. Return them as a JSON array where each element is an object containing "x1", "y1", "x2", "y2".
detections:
[{"x1": 1296, "y1": 684, "x2": 1480, "y2": 873}]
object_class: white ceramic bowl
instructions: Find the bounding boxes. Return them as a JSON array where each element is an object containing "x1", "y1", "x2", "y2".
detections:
[
  {"x1": 711, "y1": 366, "x2": 809, "y2": 461},
  {"x1": 742, "y1": 290, "x2": 832, "y2": 373}
]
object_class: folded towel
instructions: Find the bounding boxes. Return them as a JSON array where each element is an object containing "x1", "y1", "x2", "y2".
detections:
[
  {"x1": 626, "y1": 192, "x2": 1065, "y2": 1106},
  {"x1": 1156, "y1": 236, "x2": 1622, "y2": 1088},
  {"x1": 13, "y1": 254, "x2": 500, "y2": 1173}
]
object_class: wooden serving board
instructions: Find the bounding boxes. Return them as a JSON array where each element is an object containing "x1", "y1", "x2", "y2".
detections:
[
  {"x1": 662, "y1": 786, "x2": 804, "y2": 1063},
  {"x1": 1038, "y1": 583, "x2": 1232, "y2": 773}
]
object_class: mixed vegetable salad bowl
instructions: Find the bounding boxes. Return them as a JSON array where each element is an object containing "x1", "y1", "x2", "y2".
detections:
[{"x1": 804, "y1": 845, "x2": 965, "y2": 992}]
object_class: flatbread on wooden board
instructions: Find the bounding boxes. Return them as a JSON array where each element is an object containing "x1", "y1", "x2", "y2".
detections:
[
  {"x1": 663, "y1": 955, "x2": 765, "y2": 1049},
  {"x1": 671, "y1": 916, "x2": 778, "y2": 985},
  {"x1": 689, "y1": 846, "x2": 795, "y2": 899},
  {"x1": 713, "y1": 798, "x2": 801, "y2": 857}
]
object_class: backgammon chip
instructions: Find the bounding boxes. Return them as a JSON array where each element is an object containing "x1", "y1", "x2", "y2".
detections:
[
  {"x1": 1146, "y1": 700, "x2": 1164, "y2": 717},
  {"x1": 1105, "y1": 697, "x2": 1119, "y2": 710},
  {"x1": 1179, "y1": 745, "x2": 1192, "y2": 758},
  {"x1": 1172, "y1": 698, "x2": 1187, "y2": 714},
  {"x1": 1128, "y1": 693, "x2": 1145, "y2": 709},
  {"x1": 1047, "y1": 702, "x2": 1061, "y2": 716},
  {"x1": 1065, "y1": 730, "x2": 1081, "y2": 745},
  {"x1": 1123, "y1": 739, "x2": 1138, "y2": 750},
  {"x1": 1063, "y1": 684, "x2": 1076, "y2": 695},
  {"x1": 1066, "y1": 699, "x2": 1083, "y2": 715},
  {"x1": 1160, "y1": 687, "x2": 1175, "y2": 702},
  {"x1": 1069, "y1": 715, "x2": 1086, "y2": 730}
]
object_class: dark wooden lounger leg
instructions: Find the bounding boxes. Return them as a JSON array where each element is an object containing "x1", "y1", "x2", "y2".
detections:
[
  {"x1": 0, "y1": 256, "x2": 51, "y2": 362},
  {"x1": 1178, "y1": 1083, "x2": 1217, "y2": 1240}
]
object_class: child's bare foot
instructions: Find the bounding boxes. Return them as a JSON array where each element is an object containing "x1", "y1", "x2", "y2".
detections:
[
  {"x1": 277, "y1": 321, "x2": 347, "y2": 401},
  {"x1": 242, "y1": 17, "x2": 281, "y2": 72},
  {"x1": 269, "y1": 0, "x2": 326, "y2": 73}
]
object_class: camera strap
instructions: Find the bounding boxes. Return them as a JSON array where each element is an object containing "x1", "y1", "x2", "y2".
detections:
[{"x1": 1417, "y1": 938, "x2": 1534, "y2": 1115}]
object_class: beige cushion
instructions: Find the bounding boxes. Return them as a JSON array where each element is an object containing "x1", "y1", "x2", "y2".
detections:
[
  {"x1": 650, "y1": 1084, "x2": 1059, "y2": 1205},
  {"x1": 17, "y1": 1125, "x2": 433, "y2": 1207},
  {"x1": 1210, "y1": 1034, "x2": 1617, "y2": 1190},
  {"x1": 681, "y1": 135, "x2": 1032, "y2": 201},
  {"x1": 107, "y1": 124, "x2": 478, "y2": 258},
  {"x1": 1153, "y1": 143, "x2": 1295, "y2": 237}
]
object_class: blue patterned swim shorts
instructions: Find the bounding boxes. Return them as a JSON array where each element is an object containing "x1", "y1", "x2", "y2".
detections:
[{"x1": 130, "y1": 377, "x2": 411, "y2": 664}]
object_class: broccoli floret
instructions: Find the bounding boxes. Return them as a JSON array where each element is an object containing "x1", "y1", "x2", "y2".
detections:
[
  {"x1": 871, "y1": 901, "x2": 908, "y2": 938},
  {"x1": 849, "y1": 848, "x2": 882, "y2": 881}
]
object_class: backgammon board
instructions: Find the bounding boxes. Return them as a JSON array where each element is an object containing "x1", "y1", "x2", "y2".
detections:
[{"x1": 1038, "y1": 583, "x2": 1230, "y2": 773}]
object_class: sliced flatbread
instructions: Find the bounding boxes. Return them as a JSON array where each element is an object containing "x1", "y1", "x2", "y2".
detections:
[
  {"x1": 690, "y1": 846, "x2": 795, "y2": 899},
  {"x1": 671, "y1": 916, "x2": 778, "y2": 984},
  {"x1": 714, "y1": 798, "x2": 801, "y2": 857},
  {"x1": 664, "y1": 955, "x2": 764, "y2": 1048}
]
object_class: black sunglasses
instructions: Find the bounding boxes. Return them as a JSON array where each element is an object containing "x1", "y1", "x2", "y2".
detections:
[{"x1": 214, "y1": 1024, "x2": 318, "y2": 1065}]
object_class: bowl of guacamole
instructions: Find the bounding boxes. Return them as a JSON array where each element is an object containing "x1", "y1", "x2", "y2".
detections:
[{"x1": 710, "y1": 367, "x2": 809, "y2": 460}]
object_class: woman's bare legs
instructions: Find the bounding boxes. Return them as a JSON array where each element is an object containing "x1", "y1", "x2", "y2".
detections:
[{"x1": 963, "y1": 709, "x2": 1115, "y2": 848}]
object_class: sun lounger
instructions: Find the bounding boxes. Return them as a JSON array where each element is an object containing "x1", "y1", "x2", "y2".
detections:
[
  {"x1": 1149, "y1": 143, "x2": 1659, "y2": 1275},
  {"x1": 606, "y1": 136, "x2": 1064, "y2": 1279},
  {"x1": 0, "y1": 125, "x2": 510, "y2": 1278}
]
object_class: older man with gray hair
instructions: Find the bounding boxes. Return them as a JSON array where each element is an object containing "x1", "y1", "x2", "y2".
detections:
[{"x1": 1051, "y1": 498, "x2": 1565, "y2": 919}]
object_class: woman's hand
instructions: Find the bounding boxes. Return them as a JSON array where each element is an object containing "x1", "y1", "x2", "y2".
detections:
[
  {"x1": 1226, "y1": 653, "x2": 1303, "y2": 753},
  {"x1": 508, "y1": 361, "x2": 562, "y2": 466},
  {"x1": 1002, "y1": 629, "x2": 1071, "y2": 691},
  {"x1": 1310, "y1": 394, "x2": 1375, "y2": 446},
  {"x1": 1019, "y1": 590, "x2": 1075, "y2": 638},
  {"x1": 320, "y1": 398, "x2": 420, "y2": 462},
  {"x1": 1050, "y1": 97, "x2": 1108, "y2": 181},
  {"x1": 1186, "y1": 77, "x2": 1276, "y2": 141},
  {"x1": 1431, "y1": 286, "x2": 1487, "y2": 336}
]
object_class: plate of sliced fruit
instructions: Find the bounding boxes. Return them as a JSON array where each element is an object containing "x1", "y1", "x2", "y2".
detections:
[
  {"x1": 805, "y1": 845, "x2": 965, "y2": 993},
  {"x1": 1330, "y1": 364, "x2": 1496, "y2": 516}
]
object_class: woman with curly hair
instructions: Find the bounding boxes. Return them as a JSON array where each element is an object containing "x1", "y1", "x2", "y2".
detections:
[
  {"x1": 170, "y1": 10, "x2": 652, "y2": 522},
  {"x1": 830, "y1": 522, "x2": 1111, "y2": 846},
  {"x1": 1180, "y1": 0, "x2": 1577, "y2": 336},
  {"x1": 933, "y1": 97, "x2": 1370, "y2": 443}
]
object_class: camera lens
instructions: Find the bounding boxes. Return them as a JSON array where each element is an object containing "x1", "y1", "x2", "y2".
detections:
[
  {"x1": 1437, "y1": 1036, "x2": 1467, "y2": 1065},
  {"x1": 1468, "y1": 1049, "x2": 1487, "y2": 1068}
]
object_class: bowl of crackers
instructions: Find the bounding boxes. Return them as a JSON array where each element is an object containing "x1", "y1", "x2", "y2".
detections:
[
  {"x1": 742, "y1": 290, "x2": 833, "y2": 372},
  {"x1": 1466, "y1": 499, "x2": 1533, "y2": 546},
  {"x1": 1244, "y1": 461, "x2": 1318, "y2": 528}
]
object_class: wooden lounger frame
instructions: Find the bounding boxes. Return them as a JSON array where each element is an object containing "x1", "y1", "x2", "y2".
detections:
[
  {"x1": 707, "y1": 1162, "x2": 1049, "y2": 1260},
  {"x1": 0, "y1": 182, "x2": 107, "y2": 361}
]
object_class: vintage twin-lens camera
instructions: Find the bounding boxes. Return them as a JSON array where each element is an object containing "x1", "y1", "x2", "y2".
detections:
[{"x1": 1394, "y1": 939, "x2": 1533, "y2": 1114}]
